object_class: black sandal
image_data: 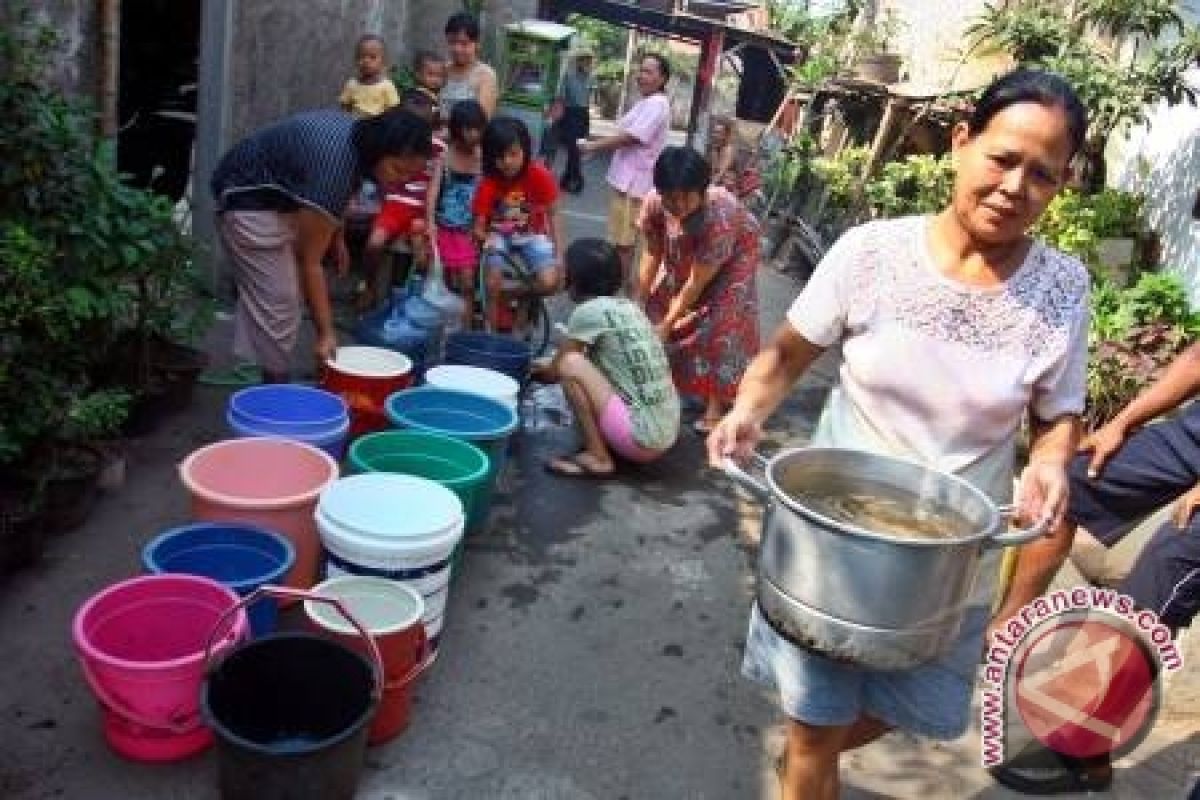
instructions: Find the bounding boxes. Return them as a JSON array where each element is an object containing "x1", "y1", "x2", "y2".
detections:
[{"x1": 988, "y1": 745, "x2": 1113, "y2": 795}]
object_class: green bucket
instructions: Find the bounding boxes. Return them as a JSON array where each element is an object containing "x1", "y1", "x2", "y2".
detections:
[{"x1": 348, "y1": 430, "x2": 492, "y2": 552}]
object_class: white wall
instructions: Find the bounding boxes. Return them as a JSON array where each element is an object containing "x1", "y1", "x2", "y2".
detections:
[{"x1": 1108, "y1": 1, "x2": 1200, "y2": 304}]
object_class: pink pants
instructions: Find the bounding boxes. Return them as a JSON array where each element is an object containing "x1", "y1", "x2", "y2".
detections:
[{"x1": 599, "y1": 395, "x2": 665, "y2": 463}]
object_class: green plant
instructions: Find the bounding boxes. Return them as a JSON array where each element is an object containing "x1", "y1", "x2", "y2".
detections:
[
  {"x1": 1035, "y1": 189, "x2": 1144, "y2": 267},
  {"x1": 812, "y1": 146, "x2": 872, "y2": 212},
  {"x1": 864, "y1": 154, "x2": 955, "y2": 218},
  {"x1": 1084, "y1": 270, "x2": 1200, "y2": 429},
  {"x1": 0, "y1": 5, "x2": 211, "y2": 462},
  {"x1": 967, "y1": 1, "x2": 1200, "y2": 147},
  {"x1": 0, "y1": 225, "x2": 127, "y2": 463},
  {"x1": 1087, "y1": 322, "x2": 1189, "y2": 429},
  {"x1": 966, "y1": 2, "x2": 1071, "y2": 63}
]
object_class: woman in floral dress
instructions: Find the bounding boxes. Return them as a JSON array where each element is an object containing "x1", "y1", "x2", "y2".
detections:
[{"x1": 637, "y1": 146, "x2": 761, "y2": 433}]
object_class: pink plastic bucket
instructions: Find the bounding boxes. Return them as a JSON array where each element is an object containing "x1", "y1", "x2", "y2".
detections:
[
  {"x1": 179, "y1": 438, "x2": 340, "y2": 591},
  {"x1": 72, "y1": 574, "x2": 249, "y2": 762}
]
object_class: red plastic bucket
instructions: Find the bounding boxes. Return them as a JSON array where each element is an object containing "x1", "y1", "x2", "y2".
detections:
[
  {"x1": 306, "y1": 576, "x2": 430, "y2": 744},
  {"x1": 322, "y1": 347, "x2": 413, "y2": 438},
  {"x1": 72, "y1": 574, "x2": 249, "y2": 761}
]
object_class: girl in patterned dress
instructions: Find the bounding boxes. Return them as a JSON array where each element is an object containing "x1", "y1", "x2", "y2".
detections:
[{"x1": 638, "y1": 146, "x2": 761, "y2": 433}]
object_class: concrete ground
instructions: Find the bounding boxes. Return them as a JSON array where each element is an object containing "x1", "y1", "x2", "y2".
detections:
[{"x1": 2, "y1": 153, "x2": 1198, "y2": 799}]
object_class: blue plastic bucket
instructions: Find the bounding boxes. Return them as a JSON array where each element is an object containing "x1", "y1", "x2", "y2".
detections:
[
  {"x1": 385, "y1": 387, "x2": 518, "y2": 526},
  {"x1": 141, "y1": 522, "x2": 295, "y2": 636},
  {"x1": 227, "y1": 385, "x2": 350, "y2": 459},
  {"x1": 445, "y1": 332, "x2": 532, "y2": 385}
]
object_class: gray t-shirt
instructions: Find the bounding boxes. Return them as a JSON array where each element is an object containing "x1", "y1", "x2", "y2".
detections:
[{"x1": 567, "y1": 297, "x2": 680, "y2": 451}]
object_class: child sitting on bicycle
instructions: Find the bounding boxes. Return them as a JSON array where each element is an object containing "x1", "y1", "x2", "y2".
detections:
[
  {"x1": 433, "y1": 99, "x2": 486, "y2": 329},
  {"x1": 471, "y1": 116, "x2": 564, "y2": 331},
  {"x1": 533, "y1": 238, "x2": 680, "y2": 478},
  {"x1": 360, "y1": 88, "x2": 445, "y2": 310}
]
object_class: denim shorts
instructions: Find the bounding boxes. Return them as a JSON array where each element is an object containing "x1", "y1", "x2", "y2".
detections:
[
  {"x1": 484, "y1": 233, "x2": 557, "y2": 276},
  {"x1": 741, "y1": 602, "x2": 989, "y2": 740}
]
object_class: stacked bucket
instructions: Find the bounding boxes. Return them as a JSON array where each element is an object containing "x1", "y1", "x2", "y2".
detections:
[{"x1": 71, "y1": 334, "x2": 529, "y2": 799}]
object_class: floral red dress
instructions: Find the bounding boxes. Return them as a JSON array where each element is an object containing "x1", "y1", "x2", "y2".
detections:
[{"x1": 640, "y1": 186, "x2": 761, "y2": 403}]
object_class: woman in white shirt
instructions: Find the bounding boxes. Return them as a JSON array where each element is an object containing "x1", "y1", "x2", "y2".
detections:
[{"x1": 708, "y1": 69, "x2": 1091, "y2": 800}]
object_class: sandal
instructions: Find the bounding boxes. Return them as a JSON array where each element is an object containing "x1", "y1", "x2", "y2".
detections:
[
  {"x1": 988, "y1": 746, "x2": 1113, "y2": 795},
  {"x1": 544, "y1": 453, "x2": 615, "y2": 479},
  {"x1": 199, "y1": 363, "x2": 262, "y2": 387}
]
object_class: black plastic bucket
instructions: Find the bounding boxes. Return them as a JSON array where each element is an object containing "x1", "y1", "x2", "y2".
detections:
[{"x1": 202, "y1": 633, "x2": 378, "y2": 800}]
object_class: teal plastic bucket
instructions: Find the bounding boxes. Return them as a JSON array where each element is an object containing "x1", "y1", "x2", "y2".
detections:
[
  {"x1": 384, "y1": 387, "x2": 518, "y2": 528},
  {"x1": 348, "y1": 430, "x2": 490, "y2": 536}
]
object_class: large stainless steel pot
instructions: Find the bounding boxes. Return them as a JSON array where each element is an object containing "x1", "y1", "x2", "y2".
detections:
[{"x1": 725, "y1": 448, "x2": 1046, "y2": 670}]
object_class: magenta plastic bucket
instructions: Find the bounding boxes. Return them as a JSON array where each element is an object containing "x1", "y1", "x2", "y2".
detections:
[{"x1": 72, "y1": 574, "x2": 249, "y2": 762}]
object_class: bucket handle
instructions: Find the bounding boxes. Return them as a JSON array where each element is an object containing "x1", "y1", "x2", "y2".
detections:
[
  {"x1": 986, "y1": 505, "x2": 1051, "y2": 549},
  {"x1": 722, "y1": 452, "x2": 772, "y2": 504},
  {"x1": 78, "y1": 621, "x2": 243, "y2": 736},
  {"x1": 382, "y1": 628, "x2": 435, "y2": 693},
  {"x1": 204, "y1": 586, "x2": 385, "y2": 702}
]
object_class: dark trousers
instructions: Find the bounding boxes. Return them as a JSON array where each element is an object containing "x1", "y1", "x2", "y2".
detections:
[
  {"x1": 559, "y1": 106, "x2": 589, "y2": 184},
  {"x1": 1068, "y1": 402, "x2": 1200, "y2": 630}
]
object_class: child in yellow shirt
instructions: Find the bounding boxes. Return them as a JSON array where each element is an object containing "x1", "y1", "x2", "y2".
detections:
[{"x1": 339, "y1": 34, "x2": 400, "y2": 117}]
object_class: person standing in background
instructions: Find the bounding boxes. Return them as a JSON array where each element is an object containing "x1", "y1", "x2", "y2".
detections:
[
  {"x1": 579, "y1": 53, "x2": 672, "y2": 287},
  {"x1": 441, "y1": 11, "x2": 499, "y2": 118},
  {"x1": 555, "y1": 46, "x2": 595, "y2": 195}
]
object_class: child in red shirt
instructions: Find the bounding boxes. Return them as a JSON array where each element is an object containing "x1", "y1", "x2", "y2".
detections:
[
  {"x1": 471, "y1": 116, "x2": 564, "y2": 330},
  {"x1": 361, "y1": 89, "x2": 444, "y2": 309}
]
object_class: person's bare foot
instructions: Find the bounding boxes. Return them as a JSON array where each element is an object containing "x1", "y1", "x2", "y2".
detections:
[{"x1": 545, "y1": 451, "x2": 614, "y2": 478}]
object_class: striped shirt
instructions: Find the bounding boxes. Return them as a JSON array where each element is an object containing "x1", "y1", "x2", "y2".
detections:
[{"x1": 211, "y1": 110, "x2": 363, "y2": 221}]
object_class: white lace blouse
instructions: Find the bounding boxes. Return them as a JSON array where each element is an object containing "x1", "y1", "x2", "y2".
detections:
[{"x1": 789, "y1": 215, "x2": 1089, "y2": 499}]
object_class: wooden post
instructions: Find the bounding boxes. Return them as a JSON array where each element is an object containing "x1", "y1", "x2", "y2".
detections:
[
  {"x1": 97, "y1": 0, "x2": 120, "y2": 139},
  {"x1": 688, "y1": 28, "x2": 724, "y2": 151},
  {"x1": 864, "y1": 94, "x2": 910, "y2": 180}
]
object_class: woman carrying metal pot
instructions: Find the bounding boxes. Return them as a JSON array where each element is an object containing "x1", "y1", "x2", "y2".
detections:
[{"x1": 707, "y1": 69, "x2": 1091, "y2": 800}]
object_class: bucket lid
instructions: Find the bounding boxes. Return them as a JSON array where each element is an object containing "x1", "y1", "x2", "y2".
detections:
[
  {"x1": 317, "y1": 473, "x2": 463, "y2": 543},
  {"x1": 306, "y1": 576, "x2": 424, "y2": 635},
  {"x1": 426, "y1": 365, "x2": 519, "y2": 403},
  {"x1": 328, "y1": 346, "x2": 412, "y2": 379}
]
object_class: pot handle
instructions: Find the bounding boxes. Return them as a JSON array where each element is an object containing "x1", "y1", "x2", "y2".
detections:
[
  {"x1": 722, "y1": 453, "x2": 772, "y2": 504},
  {"x1": 986, "y1": 505, "x2": 1051, "y2": 548}
]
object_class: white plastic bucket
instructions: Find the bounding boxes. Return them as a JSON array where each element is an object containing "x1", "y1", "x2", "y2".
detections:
[
  {"x1": 316, "y1": 474, "x2": 463, "y2": 645},
  {"x1": 424, "y1": 365, "x2": 520, "y2": 411}
]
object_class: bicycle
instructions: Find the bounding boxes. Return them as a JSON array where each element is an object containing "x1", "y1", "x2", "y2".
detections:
[{"x1": 476, "y1": 245, "x2": 553, "y2": 358}]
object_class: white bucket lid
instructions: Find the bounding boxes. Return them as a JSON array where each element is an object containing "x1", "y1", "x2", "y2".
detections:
[
  {"x1": 425, "y1": 365, "x2": 519, "y2": 409},
  {"x1": 329, "y1": 346, "x2": 413, "y2": 379},
  {"x1": 306, "y1": 575, "x2": 425, "y2": 636},
  {"x1": 317, "y1": 474, "x2": 463, "y2": 556}
]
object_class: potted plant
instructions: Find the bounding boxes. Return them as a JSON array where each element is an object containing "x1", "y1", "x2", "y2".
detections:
[
  {"x1": 1091, "y1": 189, "x2": 1145, "y2": 286},
  {"x1": 93, "y1": 180, "x2": 212, "y2": 434},
  {"x1": 851, "y1": 10, "x2": 903, "y2": 85},
  {"x1": 1085, "y1": 271, "x2": 1199, "y2": 430}
]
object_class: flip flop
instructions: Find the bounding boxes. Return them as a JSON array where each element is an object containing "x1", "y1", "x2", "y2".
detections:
[
  {"x1": 544, "y1": 454, "x2": 614, "y2": 479},
  {"x1": 988, "y1": 748, "x2": 1113, "y2": 795},
  {"x1": 198, "y1": 363, "x2": 263, "y2": 387}
]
